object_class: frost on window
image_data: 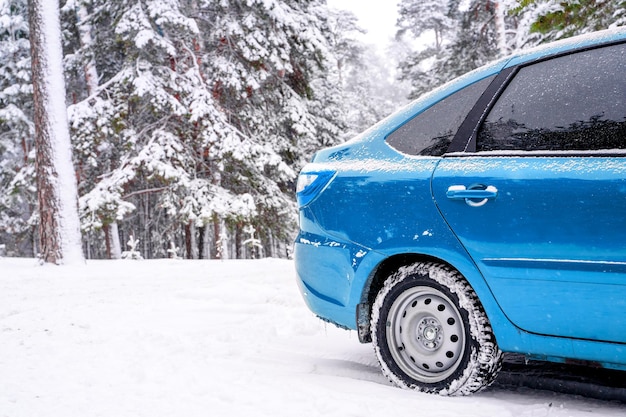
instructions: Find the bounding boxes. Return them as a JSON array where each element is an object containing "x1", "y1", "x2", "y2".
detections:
[
  {"x1": 478, "y1": 42, "x2": 626, "y2": 152},
  {"x1": 386, "y1": 76, "x2": 494, "y2": 156}
]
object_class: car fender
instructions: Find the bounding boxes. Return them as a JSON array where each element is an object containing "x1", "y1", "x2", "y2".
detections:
[{"x1": 353, "y1": 234, "x2": 522, "y2": 347}]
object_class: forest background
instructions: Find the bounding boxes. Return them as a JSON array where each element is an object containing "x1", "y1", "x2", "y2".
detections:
[{"x1": 1, "y1": 0, "x2": 625, "y2": 260}]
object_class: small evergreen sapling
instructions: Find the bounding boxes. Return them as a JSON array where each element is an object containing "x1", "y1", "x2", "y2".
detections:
[{"x1": 121, "y1": 235, "x2": 143, "y2": 260}]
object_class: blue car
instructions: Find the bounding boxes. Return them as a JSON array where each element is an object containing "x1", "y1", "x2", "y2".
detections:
[{"x1": 294, "y1": 27, "x2": 626, "y2": 396}]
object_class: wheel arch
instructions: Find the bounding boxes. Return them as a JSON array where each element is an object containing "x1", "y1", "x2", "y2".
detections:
[
  {"x1": 362, "y1": 253, "x2": 446, "y2": 308},
  {"x1": 357, "y1": 251, "x2": 509, "y2": 346},
  {"x1": 357, "y1": 253, "x2": 452, "y2": 343}
]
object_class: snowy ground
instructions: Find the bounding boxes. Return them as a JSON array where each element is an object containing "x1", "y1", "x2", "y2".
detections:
[{"x1": 1, "y1": 257, "x2": 624, "y2": 417}]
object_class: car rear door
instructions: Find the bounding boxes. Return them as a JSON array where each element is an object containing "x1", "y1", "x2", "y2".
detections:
[{"x1": 432, "y1": 42, "x2": 626, "y2": 344}]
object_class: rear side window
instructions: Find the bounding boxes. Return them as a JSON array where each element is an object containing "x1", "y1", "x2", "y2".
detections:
[
  {"x1": 477, "y1": 43, "x2": 626, "y2": 152},
  {"x1": 386, "y1": 76, "x2": 494, "y2": 156}
]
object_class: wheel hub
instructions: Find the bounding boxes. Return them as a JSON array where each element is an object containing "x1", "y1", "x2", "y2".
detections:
[{"x1": 417, "y1": 317, "x2": 443, "y2": 350}]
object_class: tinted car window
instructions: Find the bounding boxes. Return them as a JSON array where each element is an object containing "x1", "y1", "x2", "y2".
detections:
[
  {"x1": 478, "y1": 43, "x2": 626, "y2": 152},
  {"x1": 386, "y1": 76, "x2": 494, "y2": 156}
]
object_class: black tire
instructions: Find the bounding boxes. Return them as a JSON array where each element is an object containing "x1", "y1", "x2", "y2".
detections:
[{"x1": 371, "y1": 262, "x2": 502, "y2": 396}]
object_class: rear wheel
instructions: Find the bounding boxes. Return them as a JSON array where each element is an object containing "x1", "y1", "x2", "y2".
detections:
[{"x1": 371, "y1": 262, "x2": 502, "y2": 396}]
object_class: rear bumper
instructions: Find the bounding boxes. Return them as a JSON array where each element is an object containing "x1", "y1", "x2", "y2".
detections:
[{"x1": 294, "y1": 232, "x2": 384, "y2": 331}]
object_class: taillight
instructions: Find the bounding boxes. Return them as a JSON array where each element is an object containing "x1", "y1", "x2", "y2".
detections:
[{"x1": 296, "y1": 171, "x2": 335, "y2": 207}]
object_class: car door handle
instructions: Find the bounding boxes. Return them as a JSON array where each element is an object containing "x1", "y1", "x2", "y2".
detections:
[
  {"x1": 446, "y1": 185, "x2": 498, "y2": 199},
  {"x1": 446, "y1": 185, "x2": 498, "y2": 207}
]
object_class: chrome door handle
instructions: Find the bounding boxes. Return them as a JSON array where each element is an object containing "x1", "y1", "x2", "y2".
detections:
[{"x1": 446, "y1": 185, "x2": 498, "y2": 207}]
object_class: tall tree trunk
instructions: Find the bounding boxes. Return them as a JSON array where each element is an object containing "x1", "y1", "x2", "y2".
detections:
[
  {"x1": 103, "y1": 223, "x2": 112, "y2": 259},
  {"x1": 494, "y1": 0, "x2": 508, "y2": 56},
  {"x1": 103, "y1": 222, "x2": 121, "y2": 259},
  {"x1": 213, "y1": 219, "x2": 222, "y2": 259},
  {"x1": 198, "y1": 225, "x2": 205, "y2": 259},
  {"x1": 28, "y1": 0, "x2": 83, "y2": 264},
  {"x1": 76, "y1": 4, "x2": 98, "y2": 96},
  {"x1": 185, "y1": 222, "x2": 192, "y2": 259},
  {"x1": 235, "y1": 222, "x2": 242, "y2": 259}
]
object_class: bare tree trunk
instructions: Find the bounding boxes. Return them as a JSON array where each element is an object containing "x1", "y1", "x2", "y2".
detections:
[
  {"x1": 103, "y1": 223, "x2": 112, "y2": 258},
  {"x1": 198, "y1": 224, "x2": 206, "y2": 259},
  {"x1": 235, "y1": 222, "x2": 242, "y2": 259},
  {"x1": 494, "y1": 1, "x2": 508, "y2": 56},
  {"x1": 28, "y1": 0, "x2": 83, "y2": 264},
  {"x1": 76, "y1": 4, "x2": 98, "y2": 95},
  {"x1": 212, "y1": 218, "x2": 229, "y2": 259},
  {"x1": 184, "y1": 222, "x2": 192, "y2": 259},
  {"x1": 103, "y1": 222, "x2": 121, "y2": 259}
]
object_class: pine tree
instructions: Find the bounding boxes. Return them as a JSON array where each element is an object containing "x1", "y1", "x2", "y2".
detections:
[
  {"x1": 509, "y1": 0, "x2": 626, "y2": 44},
  {"x1": 62, "y1": 0, "x2": 123, "y2": 259},
  {"x1": 398, "y1": 0, "x2": 516, "y2": 99},
  {"x1": 69, "y1": 0, "x2": 249, "y2": 259},
  {"x1": 326, "y1": 8, "x2": 408, "y2": 138},
  {"x1": 66, "y1": 0, "x2": 348, "y2": 259},
  {"x1": 0, "y1": 0, "x2": 37, "y2": 256},
  {"x1": 195, "y1": 0, "x2": 344, "y2": 257},
  {"x1": 396, "y1": 0, "x2": 455, "y2": 98}
]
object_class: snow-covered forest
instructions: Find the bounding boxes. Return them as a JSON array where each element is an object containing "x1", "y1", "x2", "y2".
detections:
[
  {"x1": 1, "y1": 0, "x2": 625, "y2": 260},
  {"x1": 396, "y1": 0, "x2": 626, "y2": 98}
]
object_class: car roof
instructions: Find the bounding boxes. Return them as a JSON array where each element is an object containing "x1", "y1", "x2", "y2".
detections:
[{"x1": 321, "y1": 26, "x2": 626, "y2": 160}]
